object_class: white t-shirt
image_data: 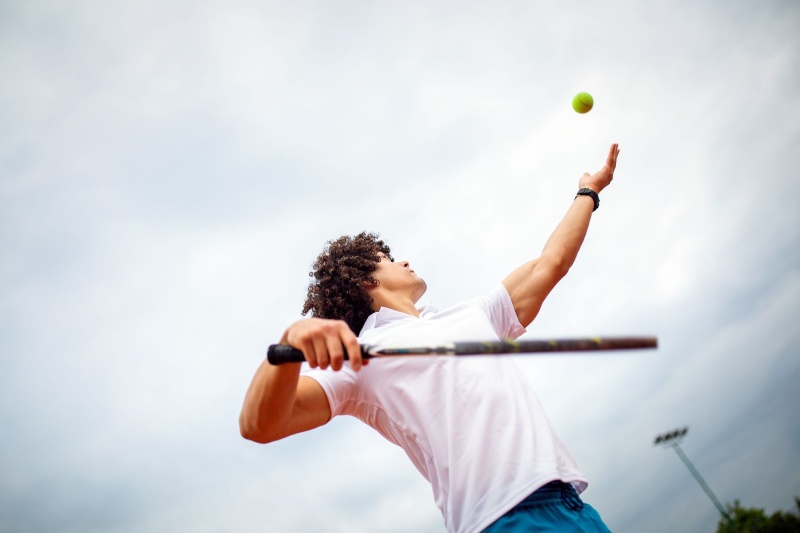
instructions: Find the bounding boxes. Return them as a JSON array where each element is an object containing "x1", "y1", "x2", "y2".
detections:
[{"x1": 304, "y1": 284, "x2": 587, "y2": 533}]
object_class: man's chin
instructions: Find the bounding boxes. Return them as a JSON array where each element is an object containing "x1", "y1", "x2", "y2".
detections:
[{"x1": 414, "y1": 279, "x2": 428, "y2": 299}]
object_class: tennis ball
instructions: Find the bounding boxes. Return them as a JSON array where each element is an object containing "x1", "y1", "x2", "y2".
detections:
[{"x1": 572, "y1": 92, "x2": 594, "y2": 114}]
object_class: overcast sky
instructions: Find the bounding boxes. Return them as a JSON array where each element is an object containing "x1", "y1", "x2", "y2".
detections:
[{"x1": 1, "y1": 1, "x2": 799, "y2": 532}]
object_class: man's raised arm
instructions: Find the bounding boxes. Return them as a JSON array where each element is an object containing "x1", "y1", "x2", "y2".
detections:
[{"x1": 502, "y1": 143, "x2": 620, "y2": 327}]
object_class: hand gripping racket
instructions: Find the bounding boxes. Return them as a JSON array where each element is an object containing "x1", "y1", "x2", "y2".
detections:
[{"x1": 267, "y1": 336, "x2": 658, "y2": 365}]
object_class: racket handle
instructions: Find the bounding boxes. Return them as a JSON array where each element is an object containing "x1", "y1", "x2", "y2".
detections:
[
  {"x1": 267, "y1": 344, "x2": 373, "y2": 365},
  {"x1": 267, "y1": 345, "x2": 306, "y2": 365}
]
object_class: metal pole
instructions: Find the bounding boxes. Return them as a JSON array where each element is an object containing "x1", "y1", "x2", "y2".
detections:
[
  {"x1": 669, "y1": 442, "x2": 729, "y2": 519},
  {"x1": 654, "y1": 427, "x2": 730, "y2": 520}
]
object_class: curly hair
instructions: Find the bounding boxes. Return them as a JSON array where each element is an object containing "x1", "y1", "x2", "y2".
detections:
[{"x1": 302, "y1": 232, "x2": 393, "y2": 333}]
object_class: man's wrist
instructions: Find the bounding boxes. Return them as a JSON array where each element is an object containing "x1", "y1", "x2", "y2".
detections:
[{"x1": 575, "y1": 188, "x2": 599, "y2": 211}]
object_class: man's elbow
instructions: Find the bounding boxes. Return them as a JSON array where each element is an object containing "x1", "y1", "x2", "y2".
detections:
[
  {"x1": 539, "y1": 255, "x2": 572, "y2": 282},
  {"x1": 239, "y1": 415, "x2": 277, "y2": 444}
]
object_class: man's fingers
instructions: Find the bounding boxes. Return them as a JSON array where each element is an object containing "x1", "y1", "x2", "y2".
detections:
[
  {"x1": 284, "y1": 318, "x2": 364, "y2": 372},
  {"x1": 325, "y1": 334, "x2": 346, "y2": 371},
  {"x1": 299, "y1": 340, "x2": 318, "y2": 369},
  {"x1": 342, "y1": 332, "x2": 364, "y2": 371},
  {"x1": 311, "y1": 337, "x2": 330, "y2": 370},
  {"x1": 607, "y1": 143, "x2": 619, "y2": 171},
  {"x1": 332, "y1": 321, "x2": 363, "y2": 371}
]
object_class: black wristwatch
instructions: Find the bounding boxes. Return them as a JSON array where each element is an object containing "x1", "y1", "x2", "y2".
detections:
[{"x1": 575, "y1": 188, "x2": 599, "y2": 211}]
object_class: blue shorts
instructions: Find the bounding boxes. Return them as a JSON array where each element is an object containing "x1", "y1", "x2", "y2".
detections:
[{"x1": 482, "y1": 481, "x2": 612, "y2": 532}]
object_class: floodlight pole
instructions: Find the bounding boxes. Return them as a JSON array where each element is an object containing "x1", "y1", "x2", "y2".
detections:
[{"x1": 654, "y1": 427, "x2": 729, "y2": 519}]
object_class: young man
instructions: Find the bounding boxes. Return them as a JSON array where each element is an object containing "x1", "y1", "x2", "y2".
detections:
[{"x1": 240, "y1": 144, "x2": 620, "y2": 532}]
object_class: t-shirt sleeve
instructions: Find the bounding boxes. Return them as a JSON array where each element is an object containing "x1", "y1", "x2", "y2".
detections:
[
  {"x1": 470, "y1": 283, "x2": 527, "y2": 340},
  {"x1": 302, "y1": 366, "x2": 359, "y2": 418}
]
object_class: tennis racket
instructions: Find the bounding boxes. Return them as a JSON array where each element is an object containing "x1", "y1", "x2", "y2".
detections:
[{"x1": 267, "y1": 336, "x2": 657, "y2": 365}]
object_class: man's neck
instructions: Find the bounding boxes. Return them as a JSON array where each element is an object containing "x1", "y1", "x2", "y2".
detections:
[{"x1": 373, "y1": 295, "x2": 420, "y2": 318}]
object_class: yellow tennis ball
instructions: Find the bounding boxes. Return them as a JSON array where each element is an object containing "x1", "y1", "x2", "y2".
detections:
[{"x1": 572, "y1": 92, "x2": 594, "y2": 114}]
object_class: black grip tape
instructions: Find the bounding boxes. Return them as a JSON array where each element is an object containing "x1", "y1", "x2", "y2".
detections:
[
  {"x1": 266, "y1": 344, "x2": 372, "y2": 365},
  {"x1": 267, "y1": 345, "x2": 306, "y2": 365}
]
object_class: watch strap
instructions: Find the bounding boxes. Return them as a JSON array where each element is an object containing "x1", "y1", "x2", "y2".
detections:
[{"x1": 575, "y1": 188, "x2": 599, "y2": 211}]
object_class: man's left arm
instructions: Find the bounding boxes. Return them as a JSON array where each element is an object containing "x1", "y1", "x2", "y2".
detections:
[{"x1": 502, "y1": 143, "x2": 619, "y2": 327}]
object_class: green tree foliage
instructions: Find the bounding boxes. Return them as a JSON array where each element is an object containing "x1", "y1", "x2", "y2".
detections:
[{"x1": 716, "y1": 498, "x2": 800, "y2": 533}]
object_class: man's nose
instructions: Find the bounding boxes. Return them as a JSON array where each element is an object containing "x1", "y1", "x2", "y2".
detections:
[{"x1": 400, "y1": 261, "x2": 410, "y2": 267}]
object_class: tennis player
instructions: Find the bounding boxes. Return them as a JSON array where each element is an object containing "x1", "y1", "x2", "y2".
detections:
[{"x1": 241, "y1": 144, "x2": 620, "y2": 532}]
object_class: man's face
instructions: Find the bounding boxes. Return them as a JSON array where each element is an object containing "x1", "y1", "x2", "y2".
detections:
[{"x1": 371, "y1": 252, "x2": 427, "y2": 302}]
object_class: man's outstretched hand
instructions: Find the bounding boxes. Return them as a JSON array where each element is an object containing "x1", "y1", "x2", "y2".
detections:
[{"x1": 578, "y1": 143, "x2": 620, "y2": 194}]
